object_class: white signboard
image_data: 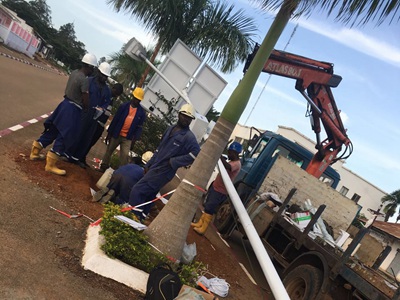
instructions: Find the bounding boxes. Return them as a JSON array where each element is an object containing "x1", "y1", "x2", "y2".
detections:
[
  {"x1": 142, "y1": 40, "x2": 202, "y2": 114},
  {"x1": 187, "y1": 64, "x2": 227, "y2": 115}
]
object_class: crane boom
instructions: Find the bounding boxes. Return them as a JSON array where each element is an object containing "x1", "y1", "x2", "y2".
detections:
[{"x1": 244, "y1": 47, "x2": 352, "y2": 178}]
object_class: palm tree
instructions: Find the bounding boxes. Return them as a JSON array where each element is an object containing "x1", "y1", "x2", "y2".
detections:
[
  {"x1": 382, "y1": 189, "x2": 400, "y2": 222},
  {"x1": 108, "y1": 47, "x2": 157, "y2": 89},
  {"x1": 107, "y1": 0, "x2": 257, "y2": 86},
  {"x1": 145, "y1": 0, "x2": 400, "y2": 259}
]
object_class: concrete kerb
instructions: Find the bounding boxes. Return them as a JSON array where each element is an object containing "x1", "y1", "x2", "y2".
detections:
[
  {"x1": 82, "y1": 225, "x2": 149, "y2": 293},
  {"x1": 0, "y1": 50, "x2": 65, "y2": 76}
]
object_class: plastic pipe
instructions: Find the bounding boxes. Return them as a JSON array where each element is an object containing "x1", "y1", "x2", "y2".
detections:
[{"x1": 217, "y1": 159, "x2": 290, "y2": 300}]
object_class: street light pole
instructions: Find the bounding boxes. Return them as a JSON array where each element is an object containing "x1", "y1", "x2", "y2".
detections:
[{"x1": 124, "y1": 37, "x2": 192, "y2": 105}]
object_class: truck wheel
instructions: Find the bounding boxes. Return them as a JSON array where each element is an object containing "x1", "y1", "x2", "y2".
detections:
[
  {"x1": 213, "y1": 199, "x2": 235, "y2": 235},
  {"x1": 283, "y1": 265, "x2": 323, "y2": 300}
]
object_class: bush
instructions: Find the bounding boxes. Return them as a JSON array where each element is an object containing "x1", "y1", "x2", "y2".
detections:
[{"x1": 100, "y1": 204, "x2": 206, "y2": 286}]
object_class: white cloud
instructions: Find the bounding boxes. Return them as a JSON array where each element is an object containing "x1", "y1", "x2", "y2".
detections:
[
  {"x1": 351, "y1": 138, "x2": 400, "y2": 172},
  {"x1": 340, "y1": 111, "x2": 349, "y2": 125},
  {"x1": 66, "y1": 0, "x2": 155, "y2": 46},
  {"x1": 263, "y1": 86, "x2": 306, "y2": 108},
  {"x1": 297, "y1": 18, "x2": 400, "y2": 67}
]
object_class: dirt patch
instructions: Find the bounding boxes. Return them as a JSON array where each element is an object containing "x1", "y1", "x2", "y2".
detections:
[{"x1": 13, "y1": 146, "x2": 268, "y2": 299}]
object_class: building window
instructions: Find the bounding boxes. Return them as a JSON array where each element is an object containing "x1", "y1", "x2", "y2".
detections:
[
  {"x1": 339, "y1": 186, "x2": 349, "y2": 196},
  {"x1": 351, "y1": 193, "x2": 361, "y2": 203}
]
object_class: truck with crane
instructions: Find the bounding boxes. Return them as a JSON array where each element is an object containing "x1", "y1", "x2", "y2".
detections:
[{"x1": 214, "y1": 48, "x2": 399, "y2": 299}]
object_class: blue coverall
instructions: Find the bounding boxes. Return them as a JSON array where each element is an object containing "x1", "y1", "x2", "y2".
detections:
[
  {"x1": 67, "y1": 76, "x2": 111, "y2": 161},
  {"x1": 38, "y1": 69, "x2": 88, "y2": 156},
  {"x1": 107, "y1": 163, "x2": 144, "y2": 204},
  {"x1": 39, "y1": 98, "x2": 82, "y2": 156},
  {"x1": 128, "y1": 125, "x2": 200, "y2": 217}
]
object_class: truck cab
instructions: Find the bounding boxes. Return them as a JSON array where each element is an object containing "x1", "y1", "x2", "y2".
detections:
[
  {"x1": 238, "y1": 130, "x2": 340, "y2": 190},
  {"x1": 214, "y1": 131, "x2": 340, "y2": 235}
]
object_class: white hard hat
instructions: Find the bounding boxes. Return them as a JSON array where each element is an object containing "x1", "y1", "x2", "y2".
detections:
[
  {"x1": 141, "y1": 151, "x2": 153, "y2": 164},
  {"x1": 98, "y1": 62, "x2": 111, "y2": 77},
  {"x1": 179, "y1": 103, "x2": 195, "y2": 119},
  {"x1": 81, "y1": 53, "x2": 97, "y2": 67}
]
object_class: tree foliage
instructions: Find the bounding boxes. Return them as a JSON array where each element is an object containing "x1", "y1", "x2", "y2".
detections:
[
  {"x1": 50, "y1": 23, "x2": 86, "y2": 69},
  {"x1": 108, "y1": 46, "x2": 158, "y2": 89},
  {"x1": 1, "y1": 0, "x2": 86, "y2": 69},
  {"x1": 205, "y1": 106, "x2": 220, "y2": 122},
  {"x1": 381, "y1": 189, "x2": 400, "y2": 222},
  {"x1": 107, "y1": 0, "x2": 257, "y2": 73}
]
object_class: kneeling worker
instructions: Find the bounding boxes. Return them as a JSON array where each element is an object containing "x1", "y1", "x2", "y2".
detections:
[{"x1": 93, "y1": 151, "x2": 153, "y2": 204}]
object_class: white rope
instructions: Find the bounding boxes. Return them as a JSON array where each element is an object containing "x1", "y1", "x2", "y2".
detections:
[{"x1": 198, "y1": 275, "x2": 230, "y2": 297}]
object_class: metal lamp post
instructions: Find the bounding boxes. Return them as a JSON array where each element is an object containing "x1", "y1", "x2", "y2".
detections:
[{"x1": 123, "y1": 37, "x2": 192, "y2": 105}]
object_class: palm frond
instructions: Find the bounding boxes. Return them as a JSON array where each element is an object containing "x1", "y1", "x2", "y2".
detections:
[{"x1": 253, "y1": 0, "x2": 400, "y2": 26}]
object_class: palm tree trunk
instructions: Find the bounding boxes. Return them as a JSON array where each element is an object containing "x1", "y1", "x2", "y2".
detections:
[
  {"x1": 137, "y1": 41, "x2": 162, "y2": 87},
  {"x1": 146, "y1": 118, "x2": 235, "y2": 258},
  {"x1": 146, "y1": 0, "x2": 297, "y2": 259}
]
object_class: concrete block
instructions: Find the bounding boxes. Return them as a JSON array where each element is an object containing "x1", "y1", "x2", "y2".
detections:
[{"x1": 82, "y1": 225, "x2": 149, "y2": 293}]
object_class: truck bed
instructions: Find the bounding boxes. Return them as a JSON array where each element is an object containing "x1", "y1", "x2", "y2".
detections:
[{"x1": 246, "y1": 196, "x2": 399, "y2": 300}]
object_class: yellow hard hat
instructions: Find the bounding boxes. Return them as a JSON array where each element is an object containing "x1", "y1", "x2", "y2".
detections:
[
  {"x1": 141, "y1": 151, "x2": 153, "y2": 164},
  {"x1": 179, "y1": 103, "x2": 195, "y2": 119},
  {"x1": 132, "y1": 87, "x2": 144, "y2": 101}
]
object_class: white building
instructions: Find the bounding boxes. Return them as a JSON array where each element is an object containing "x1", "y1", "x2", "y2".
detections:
[
  {"x1": 0, "y1": 5, "x2": 40, "y2": 58},
  {"x1": 229, "y1": 123, "x2": 387, "y2": 219}
]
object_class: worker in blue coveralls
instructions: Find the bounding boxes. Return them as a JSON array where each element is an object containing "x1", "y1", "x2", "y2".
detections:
[
  {"x1": 65, "y1": 62, "x2": 119, "y2": 168},
  {"x1": 29, "y1": 53, "x2": 98, "y2": 175},
  {"x1": 128, "y1": 103, "x2": 200, "y2": 220},
  {"x1": 99, "y1": 87, "x2": 146, "y2": 172},
  {"x1": 83, "y1": 82, "x2": 123, "y2": 166},
  {"x1": 92, "y1": 151, "x2": 153, "y2": 204}
]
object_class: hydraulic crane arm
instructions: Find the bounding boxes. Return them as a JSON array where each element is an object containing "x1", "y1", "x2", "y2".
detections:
[{"x1": 245, "y1": 48, "x2": 353, "y2": 178}]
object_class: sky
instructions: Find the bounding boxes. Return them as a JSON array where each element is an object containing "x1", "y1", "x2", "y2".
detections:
[{"x1": 45, "y1": 0, "x2": 400, "y2": 195}]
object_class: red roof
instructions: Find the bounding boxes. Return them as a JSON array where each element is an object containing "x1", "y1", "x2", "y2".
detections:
[{"x1": 373, "y1": 220, "x2": 400, "y2": 240}]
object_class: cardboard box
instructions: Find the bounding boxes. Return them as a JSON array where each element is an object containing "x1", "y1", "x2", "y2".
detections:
[
  {"x1": 176, "y1": 285, "x2": 218, "y2": 300},
  {"x1": 291, "y1": 211, "x2": 311, "y2": 230}
]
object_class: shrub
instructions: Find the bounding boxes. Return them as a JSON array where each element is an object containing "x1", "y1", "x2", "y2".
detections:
[{"x1": 100, "y1": 204, "x2": 206, "y2": 286}]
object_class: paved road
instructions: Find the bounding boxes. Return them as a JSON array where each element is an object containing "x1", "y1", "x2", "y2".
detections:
[{"x1": 0, "y1": 50, "x2": 67, "y2": 130}]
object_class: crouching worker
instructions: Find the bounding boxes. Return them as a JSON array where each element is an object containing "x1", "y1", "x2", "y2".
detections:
[
  {"x1": 92, "y1": 151, "x2": 153, "y2": 204},
  {"x1": 192, "y1": 142, "x2": 242, "y2": 235}
]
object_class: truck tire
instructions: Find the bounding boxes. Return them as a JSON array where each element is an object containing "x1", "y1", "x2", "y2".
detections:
[
  {"x1": 283, "y1": 265, "x2": 323, "y2": 300},
  {"x1": 213, "y1": 199, "x2": 235, "y2": 235}
]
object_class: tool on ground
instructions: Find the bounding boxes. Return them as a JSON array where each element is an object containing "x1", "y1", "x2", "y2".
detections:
[
  {"x1": 197, "y1": 281, "x2": 213, "y2": 295},
  {"x1": 49, "y1": 206, "x2": 94, "y2": 222}
]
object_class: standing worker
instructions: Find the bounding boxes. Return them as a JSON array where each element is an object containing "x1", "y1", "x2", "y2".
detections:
[
  {"x1": 191, "y1": 142, "x2": 242, "y2": 235},
  {"x1": 66, "y1": 63, "x2": 120, "y2": 167},
  {"x1": 128, "y1": 103, "x2": 200, "y2": 220},
  {"x1": 87, "y1": 82, "x2": 123, "y2": 161},
  {"x1": 29, "y1": 53, "x2": 98, "y2": 175},
  {"x1": 99, "y1": 87, "x2": 146, "y2": 172}
]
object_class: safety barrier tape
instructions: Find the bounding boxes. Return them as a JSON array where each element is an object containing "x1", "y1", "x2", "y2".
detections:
[{"x1": 0, "y1": 112, "x2": 53, "y2": 138}]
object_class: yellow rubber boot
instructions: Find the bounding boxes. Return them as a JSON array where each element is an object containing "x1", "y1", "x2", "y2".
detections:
[
  {"x1": 193, "y1": 213, "x2": 213, "y2": 235},
  {"x1": 45, "y1": 151, "x2": 66, "y2": 176},
  {"x1": 30, "y1": 141, "x2": 45, "y2": 161},
  {"x1": 191, "y1": 213, "x2": 205, "y2": 228}
]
